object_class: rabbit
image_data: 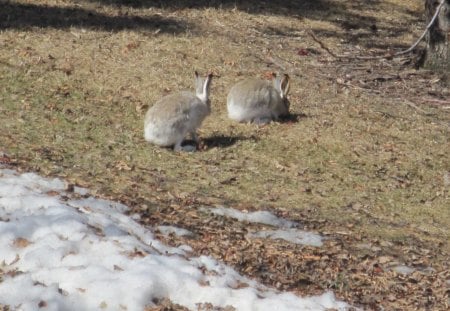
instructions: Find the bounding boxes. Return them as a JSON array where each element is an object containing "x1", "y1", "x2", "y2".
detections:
[
  {"x1": 144, "y1": 71, "x2": 213, "y2": 151},
  {"x1": 227, "y1": 73, "x2": 290, "y2": 124}
]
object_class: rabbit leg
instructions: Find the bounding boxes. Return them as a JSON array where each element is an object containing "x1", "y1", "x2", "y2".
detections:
[
  {"x1": 182, "y1": 145, "x2": 197, "y2": 152},
  {"x1": 174, "y1": 139, "x2": 196, "y2": 152},
  {"x1": 253, "y1": 116, "x2": 272, "y2": 125},
  {"x1": 190, "y1": 131, "x2": 199, "y2": 143},
  {"x1": 174, "y1": 140, "x2": 184, "y2": 151}
]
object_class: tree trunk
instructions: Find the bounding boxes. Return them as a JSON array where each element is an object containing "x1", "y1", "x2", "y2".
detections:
[{"x1": 423, "y1": 0, "x2": 450, "y2": 71}]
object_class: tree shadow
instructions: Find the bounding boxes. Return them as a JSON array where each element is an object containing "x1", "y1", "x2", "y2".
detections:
[
  {"x1": 88, "y1": 0, "x2": 329, "y2": 17},
  {"x1": 0, "y1": 2, "x2": 189, "y2": 32},
  {"x1": 228, "y1": 0, "x2": 422, "y2": 51},
  {"x1": 1, "y1": 1, "x2": 422, "y2": 51}
]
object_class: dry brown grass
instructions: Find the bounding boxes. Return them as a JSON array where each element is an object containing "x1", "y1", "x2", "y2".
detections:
[{"x1": 1, "y1": 0, "x2": 449, "y2": 309}]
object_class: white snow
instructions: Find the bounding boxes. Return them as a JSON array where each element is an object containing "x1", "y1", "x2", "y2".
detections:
[
  {"x1": 392, "y1": 265, "x2": 415, "y2": 275},
  {"x1": 205, "y1": 206, "x2": 323, "y2": 247},
  {"x1": 0, "y1": 168, "x2": 348, "y2": 310},
  {"x1": 157, "y1": 225, "x2": 193, "y2": 237},
  {"x1": 248, "y1": 229, "x2": 323, "y2": 247},
  {"x1": 206, "y1": 206, "x2": 296, "y2": 228}
]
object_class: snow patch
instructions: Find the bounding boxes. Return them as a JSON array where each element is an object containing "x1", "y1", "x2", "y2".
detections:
[
  {"x1": 0, "y1": 168, "x2": 348, "y2": 310},
  {"x1": 392, "y1": 265, "x2": 415, "y2": 275},
  {"x1": 248, "y1": 229, "x2": 323, "y2": 247},
  {"x1": 205, "y1": 206, "x2": 323, "y2": 246},
  {"x1": 206, "y1": 206, "x2": 296, "y2": 228},
  {"x1": 157, "y1": 225, "x2": 193, "y2": 237}
]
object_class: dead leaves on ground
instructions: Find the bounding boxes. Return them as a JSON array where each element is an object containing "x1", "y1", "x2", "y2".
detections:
[{"x1": 125, "y1": 197, "x2": 450, "y2": 311}]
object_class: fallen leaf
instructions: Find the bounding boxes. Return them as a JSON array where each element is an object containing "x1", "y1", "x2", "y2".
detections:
[
  {"x1": 0, "y1": 154, "x2": 12, "y2": 164},
  {"x1": 198, "y1": 279, "x2": 210, "y2": 287},
  {"x1": 126, "y1": 248, "x2": 146, "y2": 259},
  {"x1": 229, "y1": 280, "x2": 249, "y2": 289},
  {"x1": 125, "y1": 41, "x2": 140, "y2": 51},
  {"x1": 13, "y1": 237, "x2": 31, "y2": 248},
  {"x1": 45, "y1": 190, "x2": 60, "y2": 197},
  {"x1": 297, "y1": 48, "x2": 309, "y2": 56},
  {"x1": 114, "y1": 265, "x2": 124, "y2": 271},
  {"x1": 115, "y1": 161, "x2": 132, "y2": 171}
]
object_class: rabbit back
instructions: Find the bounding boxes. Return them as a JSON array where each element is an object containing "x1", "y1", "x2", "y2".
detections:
[
  {"x1": 227, "y1": 79, "x2": 288, "y2": 123},
  {"x1": 144, "y1": 92, "x2": 210, "y2": 146}
]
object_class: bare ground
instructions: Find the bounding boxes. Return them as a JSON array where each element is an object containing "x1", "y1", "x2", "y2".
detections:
[{"x1": 1, "y1": 0, "x2": 449, "y2": 310}]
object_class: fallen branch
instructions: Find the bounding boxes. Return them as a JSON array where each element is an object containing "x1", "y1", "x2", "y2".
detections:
[
  {"x1": 423, "y1": 98, "x2": 450, "y2": 105},
  {"x1": 255, "y1": 53, "x2": 303, "y2": 76},
  {"x1": 309, "y1": 0, "x2": 446, "y2": 61},
  {"x1": 400, "y1": 99, "x2": 435, "y2": 116}
]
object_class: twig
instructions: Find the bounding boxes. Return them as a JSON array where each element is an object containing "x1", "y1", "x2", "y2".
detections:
[
  {"x1": 401, "y1": 99, "x2": 435, "y2": 116},
  {"x1": 397, "y1": 0, "x2": 446, "y2": 56},
  {"x1": 423, "y1": 98, "x2": 450, "y2": 105},
  {"x1": 267, "y1": 55, "x2": 287, "y2": 71},
  {"x1": 309, "y1": 0, "x2": 446, "y2": 61},
  {"x1": 308, "y1": 31, "x2": 340, "y2": 59},
  {"x1": 374, "y1": 110, "x2": 403, "y2": 119},
  {"x1": 255, "y1": 53, "x2": 303, "y2": 76},
  {"x1": 309, "y1": 31, "x2": 394, "y2": 60}
]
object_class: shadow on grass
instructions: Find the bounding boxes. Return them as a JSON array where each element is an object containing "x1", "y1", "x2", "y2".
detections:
[
  {"x1": 202, "y1": 134, "x2": 258, "y2": 149},
  {"x1": 89, "y1": 0, "x2": 329, "y2": 16},
  {"x1": 279, "y1": 112, "x2": 308, "y2": 123},
  {"x1": 150, "y1": 135, "x2": 254, "y2": 151},
  {"x1": 90, "y1": 0, "x2": 421, "y2": 25},
  {"x1": 0, "y1": 2, "x2": 189, "y2": 32}
]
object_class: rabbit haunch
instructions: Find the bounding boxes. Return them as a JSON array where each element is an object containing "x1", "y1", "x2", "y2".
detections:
[
  {"x1": 144, "y1": 72, "x2": 213, "y2": 151},
  {"x1": 227, "y1": 74, "x2": 290, "y2": 124}
]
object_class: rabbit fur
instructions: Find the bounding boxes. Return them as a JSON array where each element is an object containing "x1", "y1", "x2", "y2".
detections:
[
  {"x1": 227, "y1": 74, "x2": 290, "y2": 124},
  {"x1": 144, "y1": 72, "x2": 213, "y2": 151}
]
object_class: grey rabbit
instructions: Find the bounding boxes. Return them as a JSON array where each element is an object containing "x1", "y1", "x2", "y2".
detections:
[
  {"x1": 227, "y1": 73, "x2": 290, "y2": 124},
  {"x1": 144, "y1": 71, "x2": 213, "y2": 151}
]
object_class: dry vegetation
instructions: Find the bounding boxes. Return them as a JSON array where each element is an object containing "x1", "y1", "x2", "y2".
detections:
[{"x1": 1, "y1": 0, "x2": 449, "y2": 310}]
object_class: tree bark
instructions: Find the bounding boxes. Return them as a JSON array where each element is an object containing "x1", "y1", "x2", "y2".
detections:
[{"x1": 423, "y1": 0, "x2": 450, "y2": 71}]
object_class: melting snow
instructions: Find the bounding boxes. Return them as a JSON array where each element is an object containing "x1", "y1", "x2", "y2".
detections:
[
  {"x1": 207, "y1": 206, "x2": 296, "y2": 228},
  {"x1": 0, "y1": 168, "x2": 348, "y2": 310},
  {"x1": 392, "y1": 265, "x2": 415, "y2": 275},
  {"x1": 205, "y1": 206, "x2": 323, "y2": 246},
  {"x1": 157, "y1": 225, "x2": 193, "y2": 237},
  {"x1": 248, "y1": 229, "x2": 323, "y2": 247}
]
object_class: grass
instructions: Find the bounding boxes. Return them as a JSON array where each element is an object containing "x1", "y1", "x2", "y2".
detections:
[
  {"x1": 1, "y1": 0, "x2": 448, "y2": 250},
  {"x1": 1, "y1": 0, "x2": 449, "y2": 309}
]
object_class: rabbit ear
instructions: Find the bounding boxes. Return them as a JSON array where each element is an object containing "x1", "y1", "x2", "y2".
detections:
[
  {"x1": 280, "y1": 74, "x2": 290, "y2": 97},
  {"x1": 277, "y1": 74, "x2": 290, "y2": 98},
  {"x1": 194, "y1": 71, "x2": 201, "y2": 87},
  {"x1": 194, "y1": 71, "x2": 203, "y2": 96},
  {"x1": 203, "y1": 73, "x2": 213, "y2": 96},
  {"x1": 273, "y1": 73, "x2": 289, "y2": 98},
  {"x1": 196, "y1": 72, "x2": 213, "y2": 103}
]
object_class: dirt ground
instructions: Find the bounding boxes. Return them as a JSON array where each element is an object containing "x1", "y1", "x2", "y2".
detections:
[{"x1": 1, "y1": 0, "x2": 449, "y2": 310}]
